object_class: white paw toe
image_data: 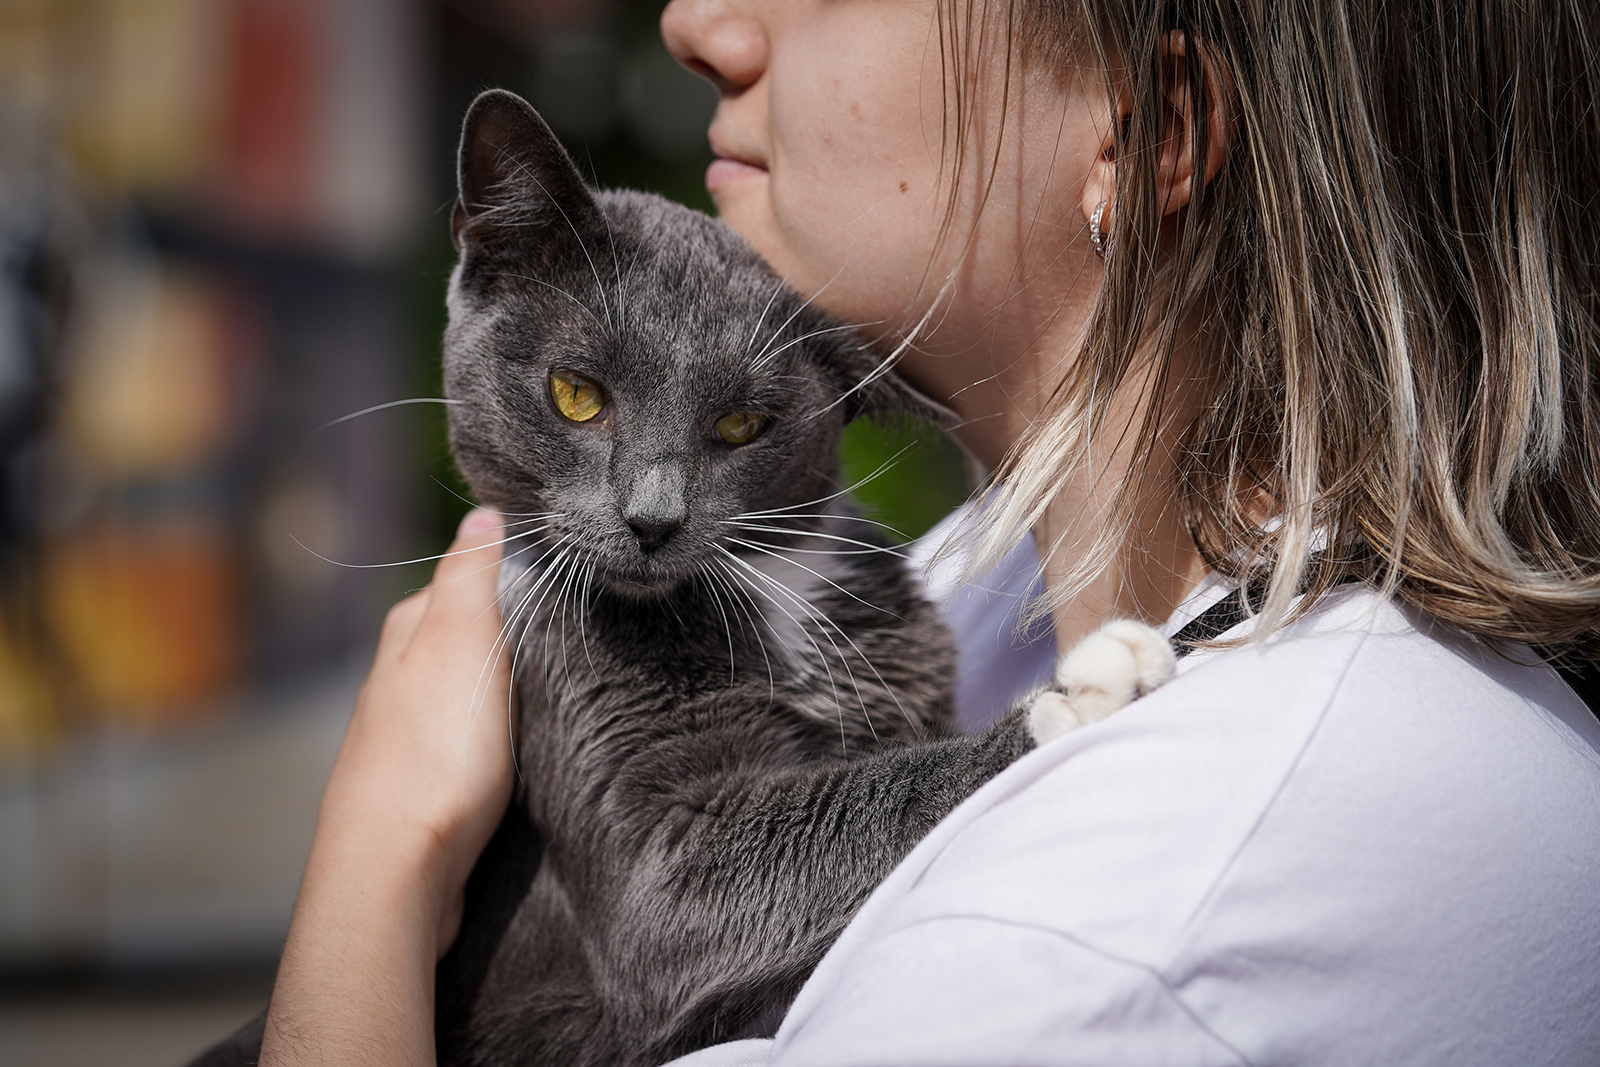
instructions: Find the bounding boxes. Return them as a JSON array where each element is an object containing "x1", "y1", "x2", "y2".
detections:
[
  {"x1": 1028, "y1": 621, "x2": 1177, "y2": 744},
  {"x1": 1054, "y1": 631, "x2": 1140, "y2": 716},
  {"x1": 1027, "y1": 690, "x2": 1083, "y2": 745},
  {"x1": 1096, "y1": 619, "x2": 1178, "y2": 694}
]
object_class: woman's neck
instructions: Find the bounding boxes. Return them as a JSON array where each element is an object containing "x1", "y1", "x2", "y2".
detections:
[
  {"x1": 919, "y1": 294, "x2": 1211, "y2": 652},
  {"x1": 1032, "y1": 475, "x2": 1211, "y2": 651}
]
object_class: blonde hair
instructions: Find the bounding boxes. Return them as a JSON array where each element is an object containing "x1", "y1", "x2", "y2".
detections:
[{"x1": 948, "y1": 0, "x2": 1600, "y2": 657}]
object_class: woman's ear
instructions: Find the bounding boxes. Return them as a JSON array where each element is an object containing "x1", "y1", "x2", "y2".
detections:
[{"x1": 1080, "y1": 31, "x2": 1237, "y2": 236}]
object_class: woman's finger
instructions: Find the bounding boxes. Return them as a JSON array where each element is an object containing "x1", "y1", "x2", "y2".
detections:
[
  {"x1": 409, "y1": 508, "x2": 515, "y2": 718},
  {"x1": 418, "y1": 508, "x2": 507, "y2": 637},
  {"x1": 377, "y1": 590, "x2": 431, "y2": 660}
]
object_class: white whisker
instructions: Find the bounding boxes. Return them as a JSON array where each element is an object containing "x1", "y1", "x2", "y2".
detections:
[
  {"x1": 722, "y1": 521, "x2": 909, "y2": 558},
  {"x1": 708, "y1": 559, "x2": 775, "y2": 702},
  {"x1": 487, "y1": 272, "x2": 605, "y2": 330},
  {"x1": 725, "y1": 537, "x2": 901, "y2": 619},
  {"x1": 293, "y1": 524, "x2": 550, "y2": 571},
  {"x1": 430, "y1": 478, "x2": 558, "y2": 519},
  {"x1": 534, "y1": 550, "x2": 581, "y2": 679},
  {"x1": 737, "y1": 444, "x2": 918, "y2": 519},
  {"x1": 438, "y1": 524, "x2": 558, "y2": 593},
  {"x1": 752, "y1": 321, "x2": 879, "y2": 371},
  {"x1": 701, "y1": 569, "x2": 738, "y2": 684},
  {"x1": 717, "y1": 546, "x2": 871, "y2": 741},
  {"x1": 751, "y1": 322, "x2": 865, "y2": 369},
  {"x1": 577, "y1": 556, "x2": 601, "y2": 679},
  {"x1": 728, "y1": 511, "x2": 911, "y2": 537},
  {"x1": 318, "y1": 397, "x2": 463, "y2": 431},
  {"x1": 744, "y1": 278, "x2": 788, "y2": 358},
  {"x1": 719, "y1": 545, "x2": 905, "y2": 736},
  {"x1": 463, "y1": 534, "x2": 577, "y2": 788},
  {"x1": 502, "y1": 154, "x2": 613, "y2": 328},
  {"x1": 749, "y1": 265, "x2": 846, "y2": 366},
  {"x1": 719, "y1": 550, "x2": 848, "y2": 740},
  {"x1": 594, "y1": 171, "x2": 625, "y2": 330}
]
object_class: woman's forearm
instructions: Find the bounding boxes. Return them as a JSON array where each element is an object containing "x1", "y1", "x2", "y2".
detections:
[{"x1": 261, "y1": 817, "x2": 446, "y2": 1067}]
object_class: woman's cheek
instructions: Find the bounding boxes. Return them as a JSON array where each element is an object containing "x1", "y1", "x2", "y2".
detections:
[
  {"x1": 752, "y1": 13, "x2": 947, "y2": 299},
  {"x1": 755, "y1": 114, "x2": 937, "y2": 310}
]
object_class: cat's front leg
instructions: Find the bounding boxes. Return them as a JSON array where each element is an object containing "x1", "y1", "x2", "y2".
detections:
[{"x1": 1027, "y1": 620, "x2": 1176, "y2": 744}]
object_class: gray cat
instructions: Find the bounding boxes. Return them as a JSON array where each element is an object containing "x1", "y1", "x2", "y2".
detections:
[
  {"x1": 432, "y1": 89, "x2": 1038, "y2": 1067},
  {"x1": 187, "y1": 89, "x2": 1173, "y2": 1067}
]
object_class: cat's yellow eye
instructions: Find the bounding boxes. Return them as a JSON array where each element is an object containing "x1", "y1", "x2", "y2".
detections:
[
  {"x1": 714, "y1": 411, "x2": 770, "y2": 445},
  {"x1": 549, "y1": 369, "x2": 605, "y2": 422}
]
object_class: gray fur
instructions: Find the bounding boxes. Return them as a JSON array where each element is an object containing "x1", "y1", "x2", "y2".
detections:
[{"x1": 183, "y1": 89, "x2": 1038, "y2": 1067}]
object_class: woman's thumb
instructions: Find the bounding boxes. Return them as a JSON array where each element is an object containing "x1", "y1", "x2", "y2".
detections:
[{"x1": 425, "y1": 508, "x2": 506, "y2": 622}]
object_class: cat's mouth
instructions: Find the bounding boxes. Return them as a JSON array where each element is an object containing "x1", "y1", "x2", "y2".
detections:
[{"x1": 590, "y1": 546, "x2": 705, "y2": 599}]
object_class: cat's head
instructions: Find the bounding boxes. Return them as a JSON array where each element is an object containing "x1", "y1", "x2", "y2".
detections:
[{"x1": 443, "y1": 89, "x2": 951, "y2": 597}]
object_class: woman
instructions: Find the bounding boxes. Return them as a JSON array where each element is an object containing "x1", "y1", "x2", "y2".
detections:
[{"x1": 259, "y1": 0, "x2": 1600, "y2": 1062}]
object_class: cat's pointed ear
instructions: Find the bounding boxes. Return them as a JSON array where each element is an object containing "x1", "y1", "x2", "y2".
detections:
[
  {"x1": 452, "y1": 89, "x2": 600, "y2": 253},
  {"x1": 823, "y1": 338, "x2": 961, "y2": 430}
]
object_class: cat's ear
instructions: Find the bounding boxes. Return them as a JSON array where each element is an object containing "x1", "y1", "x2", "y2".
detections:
[
  {"x1": 821, "y1": 339, "x2": 961, "y2": 430},
  {"x1": 452, "y1": 89, "x2": 600, "y2": 254}
]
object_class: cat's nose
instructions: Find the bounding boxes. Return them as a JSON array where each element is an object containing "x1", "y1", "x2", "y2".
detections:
[
  {"x1": 629, "y1": 515, "x2": 683, "y2": 553},
  {"x1": 623, "y1": 462, "x2": 688, "y2": 553}
]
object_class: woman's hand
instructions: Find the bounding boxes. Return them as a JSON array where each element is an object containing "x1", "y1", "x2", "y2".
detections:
[
  {"x1": 318, "y1": 506, "x2": 517, "y2": 952},
  {"x1": 261, "y1": 509, "x2": 513, "y2": 1067}
]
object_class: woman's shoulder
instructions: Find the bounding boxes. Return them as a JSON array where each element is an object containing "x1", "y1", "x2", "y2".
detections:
[
  {"x1": 768, "y1": 585, "x2": 1600, "y2": 1066},
  {"x1": 1160, "y1": 580, "x2": 1600, "y2": 761},
  {"x1": 1152, "y1": 582, "x2": 1600, "y2": 847},
  {"x1": 936, "y1": 583, "x2": 1600, "y2": 942}
]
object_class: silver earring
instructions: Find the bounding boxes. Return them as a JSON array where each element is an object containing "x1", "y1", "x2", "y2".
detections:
[{"x1": 1089, "y1": 199, "x2": 1111, "y2": 259}]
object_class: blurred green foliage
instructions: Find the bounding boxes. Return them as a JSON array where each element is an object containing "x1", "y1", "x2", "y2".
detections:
[{"x1": 841, "y1": 417, "x2": 973, "y2": 543}]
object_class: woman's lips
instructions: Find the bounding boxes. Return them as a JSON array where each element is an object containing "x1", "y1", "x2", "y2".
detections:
[{"x1": 706, "y1": 156, "x2": 767, "y2": 193}]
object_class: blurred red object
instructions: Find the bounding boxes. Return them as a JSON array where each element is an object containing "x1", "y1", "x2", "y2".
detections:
[{"x1": 221, "y1": 0, "x2": 320, "y2": 233}]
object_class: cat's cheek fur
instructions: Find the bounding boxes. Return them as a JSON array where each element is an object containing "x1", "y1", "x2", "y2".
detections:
[{"x1": 1026, "y1": 620, "x2": 1177, "y2": 745}]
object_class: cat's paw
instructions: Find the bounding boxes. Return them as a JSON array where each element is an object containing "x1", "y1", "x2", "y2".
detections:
[{"x1": 1027, "y1": 620, "x2": 1176, "y2": 744}]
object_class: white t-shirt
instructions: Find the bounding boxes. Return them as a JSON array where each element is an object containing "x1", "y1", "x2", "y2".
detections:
[
  {"x1": 667, "y1": 522, "x2": 1600, "y2": 1066},
  {"x1": 902, "y1": 510, "x2": 1059, "y2": 732}
]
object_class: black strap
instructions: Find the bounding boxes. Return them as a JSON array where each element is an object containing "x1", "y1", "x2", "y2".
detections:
[
  {"x1": 1546, "y1": 658, "x2": 1600, "y2": 721},
  {"x1": 1169, "y1": 576, "x2": 1358, "y2": 655},
  {"x1": 1170, "y1": 583, "x2": 1600, "y2": 721},
  {"x1": 1170, "y1": 585, "x2": 1257, "y2": 658}
]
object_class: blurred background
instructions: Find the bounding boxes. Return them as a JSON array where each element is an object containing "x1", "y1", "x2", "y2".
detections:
[{"x1": 0, "y1": 0, "x2": 970, "y2": 1062}]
